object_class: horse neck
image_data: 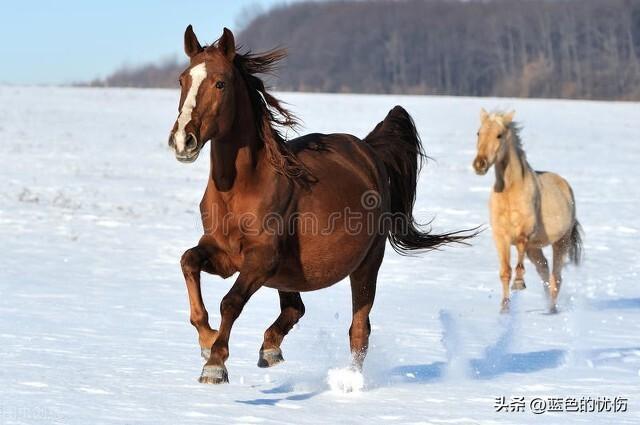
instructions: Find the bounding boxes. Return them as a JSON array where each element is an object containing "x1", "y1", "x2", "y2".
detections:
[
  {"x1": 209, "y1": 82, "x2": 265, "y2": 192},
  {"x1": 495, "y1": 128, "x2": 530, "y2": 192}
]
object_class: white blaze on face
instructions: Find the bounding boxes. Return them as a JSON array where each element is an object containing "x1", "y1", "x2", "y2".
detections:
[{"x1": 174, "y1": 63, "x2": 207, "y2": 152}]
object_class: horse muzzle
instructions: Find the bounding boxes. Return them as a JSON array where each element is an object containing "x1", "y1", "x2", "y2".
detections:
[
  {"x1": 473, "y1": 157, "x2": 489, "y2": 175},
  {"x1": 168, "y1": 132, "x2": 201, "y2": 163},
  {"x1": 176, "y1": 150, "x2": 200, "y2": 163}
]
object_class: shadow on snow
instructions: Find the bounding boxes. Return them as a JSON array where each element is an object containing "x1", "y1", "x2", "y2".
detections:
[
  {"x1": 590, "y1": 297, "x2": 640, "y2": 310},
  {"x1": 235, "y1": 301, "x2": 640, "y2": 405}
]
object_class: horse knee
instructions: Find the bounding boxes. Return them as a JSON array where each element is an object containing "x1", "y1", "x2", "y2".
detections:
[
  {"x1": 181, "y1": 248, "x2": 202, "y2": 274},
  {"x1": 277, "y1": 301, "x2": 305, "y2": 333},
  {"x1": 190, "y1": 311, "x2": 209, "y2": 328},
  {"x1": 220, "y1": 292, "x2": 245, "y2": 320},
  {"x1": 292, "y1": 300, "x2": 305, "y2": 322},
  {"x1": 283, "y1": 307, "x2": 304, "y2": 327},
  {"x1": 499, "y1": 268, "x2": 512, "y2": 282}
]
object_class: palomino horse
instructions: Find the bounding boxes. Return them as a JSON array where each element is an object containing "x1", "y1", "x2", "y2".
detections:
[
  {"x1": 168, "y1": 26, "x2": 474, "y2": 384},
  {"x1": 473, "y1": 109, "x2": 583, "y2": 314}
]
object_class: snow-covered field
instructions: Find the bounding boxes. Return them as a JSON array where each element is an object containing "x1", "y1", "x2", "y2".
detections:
[{"x1": 1, "y1": 86, "x2": 639, "y2": 424}]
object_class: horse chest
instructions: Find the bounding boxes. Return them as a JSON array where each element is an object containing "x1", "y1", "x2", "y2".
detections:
[{"x1": 491, "y1": 193, "x2": 536, "y2": 238}]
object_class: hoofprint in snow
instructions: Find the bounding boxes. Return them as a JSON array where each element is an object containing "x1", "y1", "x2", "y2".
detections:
[{"x1": 0, "y1": 86, "x2": 638, "y2": 424}]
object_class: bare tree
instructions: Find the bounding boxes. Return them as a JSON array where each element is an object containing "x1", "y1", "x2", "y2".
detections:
[{"x1": 92, "y1": 0, "x2": 640, "y2": 100}]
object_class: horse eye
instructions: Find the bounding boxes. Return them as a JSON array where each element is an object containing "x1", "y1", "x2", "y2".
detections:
[
  {"x1": 215, "y1": 81, "x2": 225, "y2": 89},
  {"x1": 497, "y1": 133, "x2": 503, "y2": 139},
  {"x1": 476, "y1": 132, "x2": 479, "y2": 136}
]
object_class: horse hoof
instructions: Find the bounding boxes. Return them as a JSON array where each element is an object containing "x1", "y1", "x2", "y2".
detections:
[
  {"x1": 198, "y1": 365, "x2": 229, "y2": 384},
  {"x1": 257, "y1": 347, "x2": 284, "y2": 368},
  {"x1": 201, "y1": 347, "x2": 211, "y2": 361},
  {"x1": 511, "y1": 279, "x2": 526, "y2": 290},
  {"x1": 548, "y1": 305, "x2": 559, "y2": 315}
]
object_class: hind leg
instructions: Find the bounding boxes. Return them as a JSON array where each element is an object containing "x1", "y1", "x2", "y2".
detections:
[
  {"x1": 549, "y1": 238, "x2": 569, "y2": 314},
  {"x1": 526, "y1": 247, "x2": 550, "y2": 291},
  {"x1": 512, "y1": 238, "x2": 528, "y2": 291},
  {"x1": 527, "y1": 248, "x2": 549, "y2": 282},
  {"x1": 348, "y1": 239, "x2": 384, "y2": 371},
  {"x1": 258, "y1": 291, "x2": 305, "y2": 368}
]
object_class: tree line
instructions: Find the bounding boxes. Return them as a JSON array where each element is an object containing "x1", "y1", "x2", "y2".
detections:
[{"x1": 91, "y1": 0, "x2": 640, "y2": 100}]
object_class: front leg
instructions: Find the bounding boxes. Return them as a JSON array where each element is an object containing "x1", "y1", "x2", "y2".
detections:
[
  {"x1": 494, "y1": 235, "x2": 512, "y2": 313},
  {"x1": 258, "y1": 291, "x2": 305, "y2": 368},
  {"x1": 181, "y1": 243, "x2": 235, "y2": 359},
  {"x1": 200, "y1": 245, "x2": 278, "y2": 384},
  {"x1": 512, "y1": 237, "x2": 528, "y2": 290}
]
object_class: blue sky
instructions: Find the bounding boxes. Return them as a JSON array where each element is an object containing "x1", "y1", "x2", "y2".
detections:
[{"x1": 0, "y1": 0, "x2": 292, "y2": 85}]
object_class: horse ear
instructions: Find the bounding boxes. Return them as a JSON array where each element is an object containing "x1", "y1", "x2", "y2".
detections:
[
  {"x1": 184, "y1": 25, "x2": 203, "y2": 58},
  {"x1": 218, "y1": 27, "x2": 236, "y2": 62},
  {"x1": 480, "y1": 108, "x2": 489, "y2": 122},
  {"x1": 503, "y1": 110, "x2": 516, "y2": 125}
]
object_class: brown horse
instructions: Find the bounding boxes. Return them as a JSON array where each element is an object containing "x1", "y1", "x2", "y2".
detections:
[
  {"x1": 473, "y1": 109, "x2": 583, "y2": 314},
  {"x1": 168, "y1": 26, "x2": 474, "y2": 384}
]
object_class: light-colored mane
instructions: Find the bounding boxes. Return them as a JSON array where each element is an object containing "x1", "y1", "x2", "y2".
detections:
[
  {"x1": 505, "y1": 121, "x2": 526, "y2": 162},
  {"x1": 491, "y1": 115, "x2": 531, "y2": 192}
]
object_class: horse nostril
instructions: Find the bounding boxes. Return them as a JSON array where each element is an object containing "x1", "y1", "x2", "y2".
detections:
[
  {"x1": 185, "y1": 133, "x2": 198, "y2": 151},
  {"x1": 474, "y1": 157, "x2": 487, "y2": 171},
  {"x1": 168, "y1": 135, "x2": 176, "y2": 148}
]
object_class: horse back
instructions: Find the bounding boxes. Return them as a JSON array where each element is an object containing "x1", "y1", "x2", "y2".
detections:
[
  {"x1": 536, "y1": 170, "x2": 574, "y2": 207},
  {"x1": 288, "y1": 132, "x2": 387, "y2": 193}
]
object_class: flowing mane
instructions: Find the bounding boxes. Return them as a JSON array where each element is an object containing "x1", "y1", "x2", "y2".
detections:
[
  {"x1": 506, "y1": 121, "x2": 527, "y2": 163},
  {"x1": 230, "y1": 47, "x2": 315, "y2": 185},
  {"x1": 506, "y1": 121, "x2": 532, "y2": 178},
  {"x1": 491, "y1": 114, "x2": 530, "y2": 192}
]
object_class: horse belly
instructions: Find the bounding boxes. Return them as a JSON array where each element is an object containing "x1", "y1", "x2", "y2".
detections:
[
  {"x1": 266, "y1": 232, "x2": 373, "y2": 291},
  {"x1": 537, "y1": 173, "x2": 575, "y2": 244},
  {"x1": 538, "y1": 196, "x2": 573, "y2": 244}
]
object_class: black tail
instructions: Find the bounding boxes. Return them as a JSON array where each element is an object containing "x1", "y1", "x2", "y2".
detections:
[
  {"x1": 364, "y1": 106, "x2": 478, "y2": 255},
  {"x1": 568, "y1": 220, "x2": 584, "y2": 265}
]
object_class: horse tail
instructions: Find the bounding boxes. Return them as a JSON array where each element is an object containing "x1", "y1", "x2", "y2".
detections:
[
  {"x1": 568, "y1": 220, "x2": 584, "y2": 266},
  {"x1": 364, "y1": 105, "x2": 477, "y2": 254}
]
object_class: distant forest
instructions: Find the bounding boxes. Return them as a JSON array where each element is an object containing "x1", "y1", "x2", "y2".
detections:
[{"x1": 90, "y1": 0, "x2": 640, "y2": 101}]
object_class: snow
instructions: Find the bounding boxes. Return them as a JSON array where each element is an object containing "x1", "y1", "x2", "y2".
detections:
[
  {"x1": 327, "y1": 367, "x2": 365, "y2": 393},
  {"x1": 0, "y1": 86, "x2": 639, "y2": 424}
]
